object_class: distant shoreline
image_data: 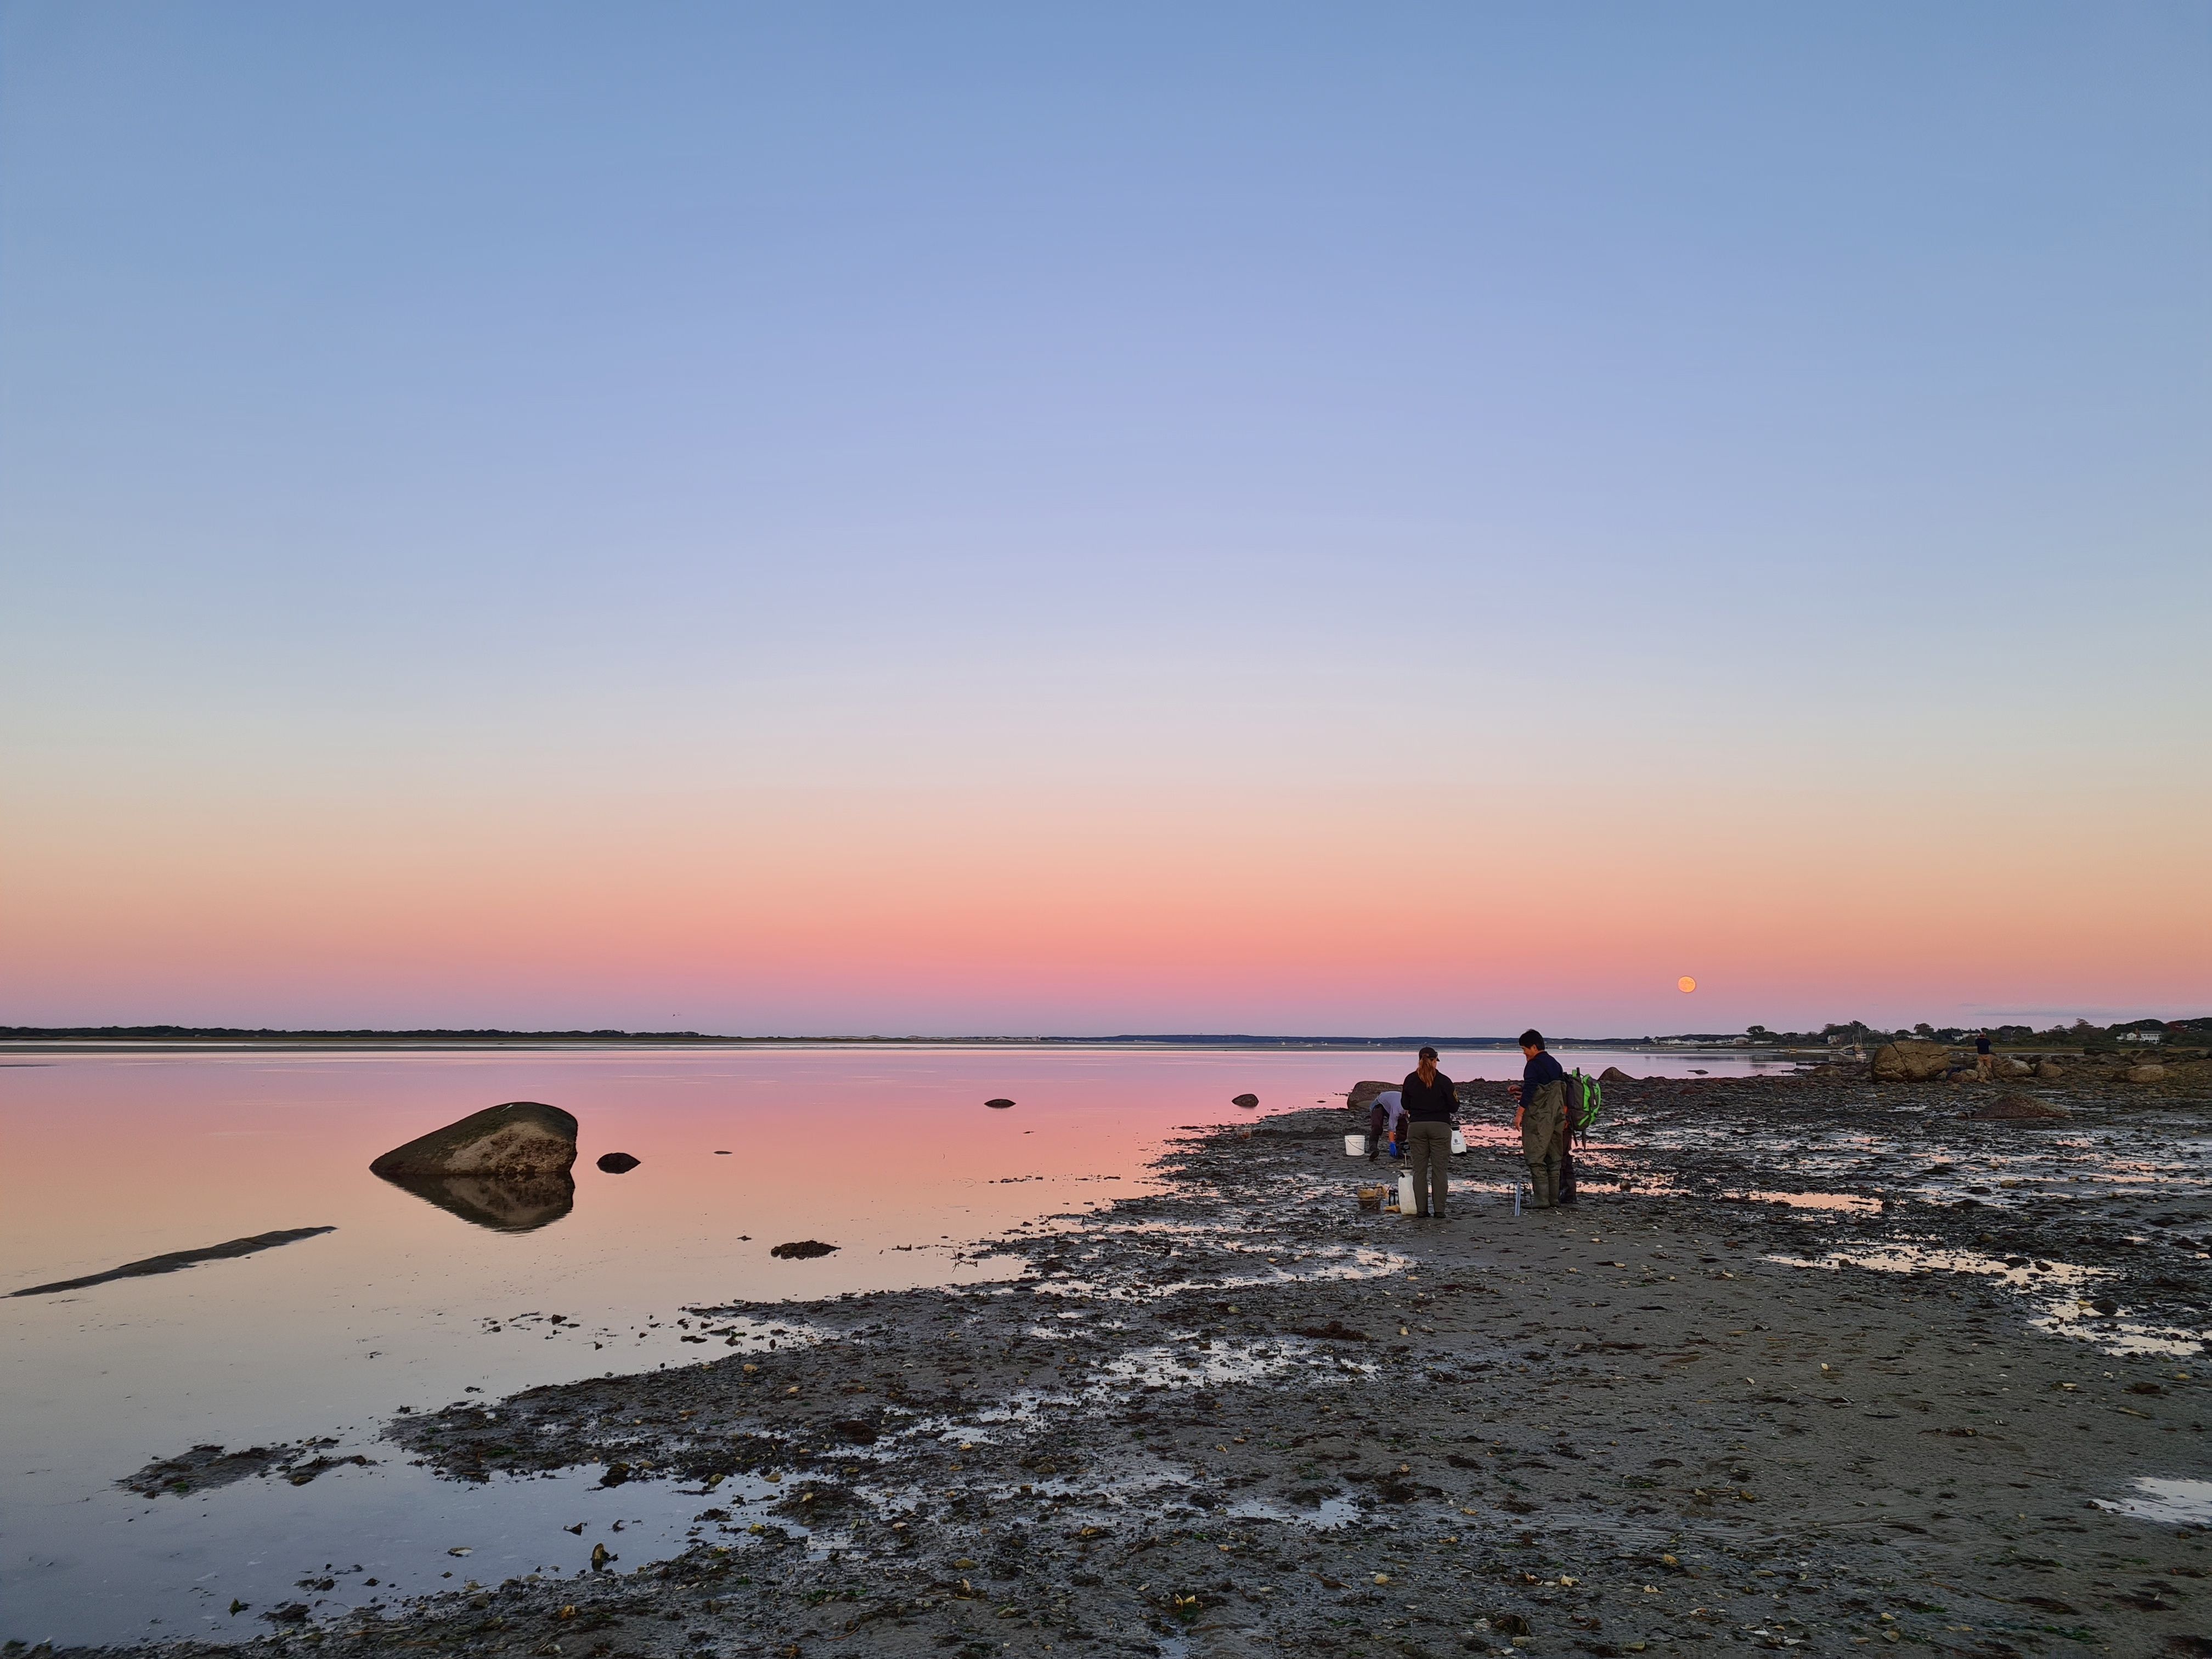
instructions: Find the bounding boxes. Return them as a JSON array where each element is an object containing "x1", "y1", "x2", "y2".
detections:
[{"x1": 0, "y1": 1026, "x2": 1820, "y2": 1054}]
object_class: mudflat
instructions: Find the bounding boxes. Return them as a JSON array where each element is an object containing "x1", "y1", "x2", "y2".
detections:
[{"x1": 87, "y1": 1070, "x2": 2209, "y2": 1659}]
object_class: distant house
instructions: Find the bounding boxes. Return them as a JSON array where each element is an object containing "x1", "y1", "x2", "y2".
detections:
[{"x1": 2118, "y1": 1030, "x2": 2164, "y2": 1045}]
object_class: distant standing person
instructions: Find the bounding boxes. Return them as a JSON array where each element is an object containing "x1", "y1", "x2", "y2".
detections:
[
  {"x1": 1975, "y1": 1032, "x2": 1994, "y2": 1081},
  {"x1": 1513, "y1": 1029, "x2": 1568, "y2": 1209},
  {"x1": 1398, "y1": 1047, "x2": 1457, "y2": 1218}
]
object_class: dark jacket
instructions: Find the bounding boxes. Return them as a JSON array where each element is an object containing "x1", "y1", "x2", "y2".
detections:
[
  {"x1": 1521, "y1": 1049, "x2": 1566, "y2": 1104},
  {"x1": 1400, "y1": 1069, "x2": 1458, "y2": 1123}
]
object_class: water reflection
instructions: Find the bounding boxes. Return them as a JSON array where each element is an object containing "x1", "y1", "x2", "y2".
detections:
[
  {"x1": 374, "y1": 1169, "x2": 575, "y2": 1232},
  {"x1": 2096, "y1": 1478, "x2": 2212, "y2": 1526}
]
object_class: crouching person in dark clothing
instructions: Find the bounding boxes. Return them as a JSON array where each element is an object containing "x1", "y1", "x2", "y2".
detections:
[
  {"x1": 1399, "y1": 1046, "x2": 1457, "y2": 1218},
  {"x1": 1513, "y1": 1029, "x2": 1568, "y2": 1209}
]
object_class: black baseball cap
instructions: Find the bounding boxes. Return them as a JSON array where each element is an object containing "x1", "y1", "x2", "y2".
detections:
[{"x1": 1418, "y1": 1046, "x2": 1438, "y2": 1060}]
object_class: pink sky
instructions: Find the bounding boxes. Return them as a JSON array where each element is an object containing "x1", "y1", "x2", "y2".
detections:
[{"x1": 7, "y1": 769, "x2": 2204, "y2": 1035}]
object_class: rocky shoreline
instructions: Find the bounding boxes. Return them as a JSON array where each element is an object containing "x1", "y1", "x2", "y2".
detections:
[{"x1": 54, "y1": 1068, "x2": 2212, "y2": 1659}]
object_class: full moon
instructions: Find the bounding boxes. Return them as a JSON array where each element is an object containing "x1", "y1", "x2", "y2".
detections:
[{"x1": 1678, "y1": 976, "x2": 1697, "y2": 993}]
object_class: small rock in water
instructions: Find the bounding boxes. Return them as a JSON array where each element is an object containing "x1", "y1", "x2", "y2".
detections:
[
  {"x1": 770, "y1": 1240, "x2": 839, "y2": 1259},
  {"x1": 1233, "y1": 1093, "x2": 1259, "y2": 1108},
  {"x1": 985, "y1": 1098, "x2": 1015, "y2": 1109},
  {"x1": 595, "y1": 1152, "x2": 641, "y2": 1173}
]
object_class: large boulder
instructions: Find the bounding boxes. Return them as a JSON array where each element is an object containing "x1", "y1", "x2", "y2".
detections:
[
  {"x1": 2035, "y1": 1060, "x2": 2066, "y2": 1081},
  {"x1": 2126, "y1": 1064, "x2": 2167, "y2": 1084},
  {"x1": 1871, "y1": 1040, "x2": 1954, "y2": 1082},
  {"x1": 1347, "y1": 1081, "x2": 1398, "y2": 1114},
  {"x1": 370, "y1": 1102, "x2": 579, "y2": 1181},
  {"x1": 1995, "y1": 1057, "x2": 2032, "y2": 1079},
  {"x1": 1599, "y1": 1065, "x2": 1635, "y2": 1084}
]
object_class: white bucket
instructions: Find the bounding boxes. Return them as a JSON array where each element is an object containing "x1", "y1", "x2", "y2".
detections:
[
  {"x1": 1450, "y1": 1128, "x2": 1467, "y2": 1155},
  {"x1": 1344, "y1": 1133, "x2": 1365, "y2": 1156},
  {"x1": 1398, "y1": 1171, "x2": 1417, "y2": 1215}
]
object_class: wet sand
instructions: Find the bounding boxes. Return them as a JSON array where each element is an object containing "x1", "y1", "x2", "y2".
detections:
[{"x1": 62, "y1": 1069, "x2": 2211, "y2": 1659}]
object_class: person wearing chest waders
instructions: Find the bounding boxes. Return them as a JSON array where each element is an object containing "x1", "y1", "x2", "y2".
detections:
[
  {"x1": 1513, "y1": 1029, "x2": 1569, "y2": 1209},
  {"x1": 1397, "y1": 1046, "x2": 1458, "y2": 1219}
]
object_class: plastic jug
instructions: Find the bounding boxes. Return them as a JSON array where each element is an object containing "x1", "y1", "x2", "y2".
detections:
[
  {"x1": 1449, "y1": 1128, "x2": 1467, "y2": 1155},
  {"x1": 1397, "y1": 1171, "x2": 1417, "y2": 1215}
]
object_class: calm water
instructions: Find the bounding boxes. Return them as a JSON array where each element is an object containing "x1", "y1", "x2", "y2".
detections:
[{"x1": 0, "y1": 1043, "x2": 1773, "y2": 1645}]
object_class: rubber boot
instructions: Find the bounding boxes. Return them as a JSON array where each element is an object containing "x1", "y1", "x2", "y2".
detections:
[{"x1": 1537, "y1": 1149, "x2": 1565, "y2": 1208}]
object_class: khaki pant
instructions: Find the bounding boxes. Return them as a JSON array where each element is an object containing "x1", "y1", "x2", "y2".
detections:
[
  {"x1": 1404, "y1": 1120, "x2": 1453, "y2": 1216},
  {"x1": 1522, "y1": 1081, "x2": 1566, "y2": 1208}
]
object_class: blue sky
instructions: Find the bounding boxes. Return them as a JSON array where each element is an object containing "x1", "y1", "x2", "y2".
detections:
[{"x1": 3, "y1": 3, "x2": 2207, "y2": 1032}]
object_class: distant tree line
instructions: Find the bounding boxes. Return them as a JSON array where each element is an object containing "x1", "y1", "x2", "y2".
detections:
[
  {"x1": 0, "y1": 1025, "x2": 718, "y2": 1042},
  {"x1": 1735, "y1": 1017, "x2": 2210, "y2": 1048}
]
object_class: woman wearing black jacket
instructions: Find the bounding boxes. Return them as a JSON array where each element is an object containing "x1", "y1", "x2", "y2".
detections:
[{"x1": 1398, "y1": 1046, "x2": 1458, "y2": 1219}]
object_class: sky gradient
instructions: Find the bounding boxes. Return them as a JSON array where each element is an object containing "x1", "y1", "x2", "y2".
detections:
[{"x1": 4, "y1": 3, "x2": 2208, "y2": 1036}]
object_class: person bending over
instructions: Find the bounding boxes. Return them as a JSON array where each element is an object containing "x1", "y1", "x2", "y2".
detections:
[
  {"x1": 1367, "y1": 1088, "x2": 1407, "y2": 1161},
  {"x1": 1398, "y1": 1046, "x2": 1458, "y2": 1218},
  {"x1": 1513, "y1": 1029, "x2": 1568, "y2": 1209}
]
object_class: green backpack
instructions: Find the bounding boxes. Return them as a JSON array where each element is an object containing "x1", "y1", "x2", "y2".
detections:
[{"x1": 1568, "y1": 1068, "x2": 1604, "y2": 1132}]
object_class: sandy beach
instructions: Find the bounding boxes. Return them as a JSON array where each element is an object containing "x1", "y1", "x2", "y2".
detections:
[{"x1": 60, "y1": 1057, "x2": 2212, "y2": 1659}]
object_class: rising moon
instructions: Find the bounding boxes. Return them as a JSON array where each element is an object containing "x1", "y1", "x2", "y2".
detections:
[{"x1": 1678, "y1": 976, "x2": 1697, "y2": 993}]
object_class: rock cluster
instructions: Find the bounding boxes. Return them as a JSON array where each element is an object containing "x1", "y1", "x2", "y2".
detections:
[{"x1": 1870, "y1": 1039, "x2": 1954, "y2": 1082}]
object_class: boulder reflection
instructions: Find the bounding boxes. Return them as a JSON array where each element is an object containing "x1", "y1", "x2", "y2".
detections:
[{"x1": 374, "y1": 1169, "x2": 575, "y2": 1232}]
